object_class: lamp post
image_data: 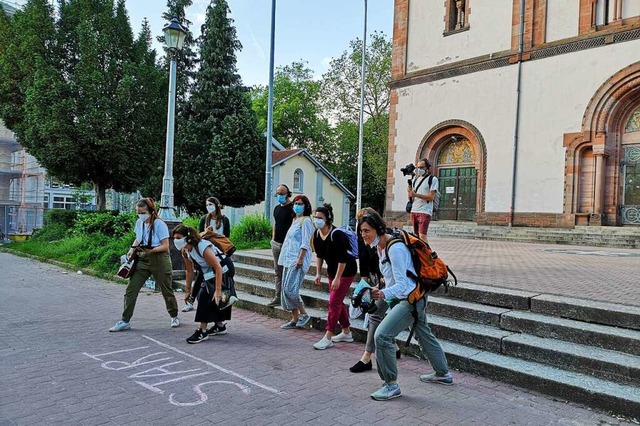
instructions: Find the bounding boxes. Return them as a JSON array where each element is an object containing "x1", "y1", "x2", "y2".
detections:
[
  {"x1": 158, "y1": 17, "x2": 187, "y2": 221},
  {"x1": 355, "y1": 0, "x2": 368, "y2": 213}
]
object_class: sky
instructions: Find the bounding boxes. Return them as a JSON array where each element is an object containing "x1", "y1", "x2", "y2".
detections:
[{"x1": 124, "y1": 0, "x2": 394, "y2": 87}]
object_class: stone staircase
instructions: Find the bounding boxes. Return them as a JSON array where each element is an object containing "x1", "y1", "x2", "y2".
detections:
[
  {"x1": 216, "y1": 251, "x2": 640, "y2": 418},
  {"x1": 426, "y1": 221, "x2": 640, "y2": 248}
]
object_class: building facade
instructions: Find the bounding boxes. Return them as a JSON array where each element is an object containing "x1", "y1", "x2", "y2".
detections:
[
  {"x1": 238, "y1": 139, "x2": 354, "y2": 227},
  {"x1": 387, "y1": 0, "x2": 640, "y2": 227}
]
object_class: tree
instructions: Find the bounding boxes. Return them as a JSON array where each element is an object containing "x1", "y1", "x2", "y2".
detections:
[
  {"x1": 251, "y1": 61, "x2": 332, "y2": 160},
  {"x1": 0, "y1": 0, "x2": 167, "y2": 210},
  {"x1": 321, "y1": 31, "x2": 392, "y2": 122},
  {"x1": 175, "y1": 0, "x2": 263, "y2": 212}
]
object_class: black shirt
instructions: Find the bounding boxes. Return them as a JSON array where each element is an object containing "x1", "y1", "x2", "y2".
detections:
[
  {"x1": 313, "y1": 227, "x2": 357, "y2": 278},
  {"x1": 198, "y1": 214, "x2": 231, "y2": 237},
  {"x1": 273, "y1": 203, "x2": 294, "y2": 243},
  {"x1": 357, "y1": 235, "x2": 381, "y2": 281}
]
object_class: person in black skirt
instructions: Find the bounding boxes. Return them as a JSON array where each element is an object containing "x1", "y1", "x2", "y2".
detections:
[{"x1": 172, "y1": 224, "x2": 236, "y2": 344}]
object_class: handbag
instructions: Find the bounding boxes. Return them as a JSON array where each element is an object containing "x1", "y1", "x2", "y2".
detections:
[
  {"x1": 200, "y1": 230, "x2": 236, "y2": 256},
  {"x1": 117, "y1": 252, "x2": 138, "y2": 279}
]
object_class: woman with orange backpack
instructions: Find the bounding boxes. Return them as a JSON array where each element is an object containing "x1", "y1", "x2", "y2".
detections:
[{"x1": 358, "y1": 209, "x2": 452, "y2": 401}]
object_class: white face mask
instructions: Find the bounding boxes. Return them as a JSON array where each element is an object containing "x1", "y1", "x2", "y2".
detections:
[
  {"x1": 138, "y1": 213, "x2": 150, "y2": 221},
  {"x1": 206, "y1": 204, "x2": 216, "y2": 214},
  {"x1": 174, "y1": 237, "x2": 187, "y2": 251},
  {"x1": 314, "y1": 218, "x2": 326, "y2": 229},
  {"x1": 369, "y1": 235, "x2": 380, "y2": 248},
  {"x1": 416, "y1": 168, "x2": 426, "y2": 177}
]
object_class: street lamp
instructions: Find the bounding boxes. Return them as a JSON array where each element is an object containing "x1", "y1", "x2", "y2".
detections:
[
  {"x1": 158, "y1": 17, "x2": 187, "y2": 221},
  {"x1": 264, "y1": 0, "x2": 277, "y2": 219}
]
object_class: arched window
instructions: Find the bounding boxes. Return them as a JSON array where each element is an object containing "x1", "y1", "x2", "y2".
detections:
[
  {"x1": 293, "y1": 169, "x2": 304, "y2": 192},
  {"x1": 438, "y1": 137, "x2": 476, "y2": 165},
  {"x1": 626, "y1": 105, "x2": 640, "y2": 133}
]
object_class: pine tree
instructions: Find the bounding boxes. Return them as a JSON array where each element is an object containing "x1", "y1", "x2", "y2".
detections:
[{"x1": 176, "y1": 0, "x2": 264, "y2": 211}]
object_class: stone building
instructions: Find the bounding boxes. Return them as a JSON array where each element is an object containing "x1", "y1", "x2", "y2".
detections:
[{"x1": 387, "y1": 0, "x2": 640, "y2": 227}]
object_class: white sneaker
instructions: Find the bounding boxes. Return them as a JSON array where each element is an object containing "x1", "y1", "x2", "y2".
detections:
[
  {"x1": 109, "y1": 320, "x2": 130, "y2": 332},
  {"x1": 171, "y1": 317, "x2": 180, "y2": 328},
  {"x1": 331, "y1": 332, "x2": 354, "y2": 343},
  {"x1": 313, "y1": 337, "x2": 334, "y2": 350},
  {"x1": 181, "y1": 302, "x2": 194, "y2": 312}
]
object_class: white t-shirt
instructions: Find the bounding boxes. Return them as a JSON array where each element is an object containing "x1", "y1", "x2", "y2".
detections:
[
  {"x1": 411, "y1": 175, "x2": 438, "y2": 215},
  {"x1": 188, "y1": 240, "x2": 224, "y2": 274},
  {"x1": 134, "y1": 218, "x2": 170, "y2": 248}
]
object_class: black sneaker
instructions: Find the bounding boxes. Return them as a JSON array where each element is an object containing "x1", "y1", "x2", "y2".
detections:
[
  {"x1": 186, "y1": 329, "x2": 208, "y2": 344},
  {"x1": 207, "y1": 324, "x2": 227, "y2": 335}
]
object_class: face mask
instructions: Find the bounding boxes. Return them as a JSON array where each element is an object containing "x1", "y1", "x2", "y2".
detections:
[
  {"x1": 369, "y1": 235, "x2": 380, "y2": 248},
  {"x1": 314, "y1": 218, "x2": 326, "y2": 229},
  {"x1": 206, "y1": 204, "x2": 216, "y2": 214},
  {"x1": 416, "y1": 168, "x2": 426, "y2": 176},
  {"x1": 138, "y1": 213, "x2": 150, "y2": 221},
  {"x1": 277, "y1": 195, "x2": 287, "y2": 204},
  {"x1": 293, "y1": 205, "x2": 304, "y2": 215},
  {"x1": 174, "y1": 237, "x2": 187, "y2": 251}
]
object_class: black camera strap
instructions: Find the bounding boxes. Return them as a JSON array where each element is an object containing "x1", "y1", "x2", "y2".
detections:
[
  {"x1": 142, "y1": 221, "x2": 154, "y2": 248},
  {"x1": 412, "y1": 176, "x2": 428, "y2": 192}
]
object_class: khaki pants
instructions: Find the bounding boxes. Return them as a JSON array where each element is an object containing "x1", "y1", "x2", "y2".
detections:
[{"x1": 122, "y1": 252, "x2": 178, "y2": 322}]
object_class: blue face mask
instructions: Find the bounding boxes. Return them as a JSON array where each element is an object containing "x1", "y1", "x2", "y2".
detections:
[
  {"x1": 277, "y1": 195, "x2": 287, "y2": 204},
  {"x1": 293, "y1": 204, "x2": 304, "y2": 215}
]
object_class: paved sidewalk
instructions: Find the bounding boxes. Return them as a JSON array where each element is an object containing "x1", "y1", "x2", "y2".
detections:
[
  {"x1": 250, "y1": 236, "x2": 640, "y2": 306},
  {"x1": 0, "y1": 252, "x2": 634, "y2": 425}
]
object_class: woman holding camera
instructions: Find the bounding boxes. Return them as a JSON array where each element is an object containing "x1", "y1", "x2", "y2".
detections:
[
  {"x1": 109, "y1": 197, "x2": 179, "y2": 332},
  {"x1": 182, "y1": 197, "x2": 232, "y2": 313},
  {"x1": 173, "y1": 224, "x2": 234, "y2": 344},
  {"x1": 349, "y1": 208, "x2": 401, "y2": 373},
  {"x1": 359, "y1": 209, "x2": 452, "y2": 401}
]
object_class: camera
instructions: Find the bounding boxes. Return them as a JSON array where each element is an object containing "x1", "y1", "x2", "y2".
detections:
[{"x1": 400, "y1": 163, "x2": 416, "y2": 177}]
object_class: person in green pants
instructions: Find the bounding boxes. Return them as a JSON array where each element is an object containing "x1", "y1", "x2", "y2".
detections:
[{"x1": 109, "y1": 197, "x2": 179, "y2": 332}]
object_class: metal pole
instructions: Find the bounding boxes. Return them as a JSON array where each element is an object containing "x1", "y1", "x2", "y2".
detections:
[
  {"x1": 508, "y1": 0, "x2": 525, "y2": 227},
  {"x1": 264, "y1": 0, "x2": 277, "y2": 219},
  {"x1": 158, "y1": 54, "x2": 178, "y2": 221},
  {"x1": 356, "y1": 0, "x2": 367, "y2": 213}
]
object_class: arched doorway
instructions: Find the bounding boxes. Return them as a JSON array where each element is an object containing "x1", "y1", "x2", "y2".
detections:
[
  {"x1": 564, "y1": 62, "x2": 640, "y2": 226},
  {"x1": 436, "y1": 137, "x2": 477, "y2": 221},
  {"x1": 621, "y1": 105, "x2": 640, "y2": 224},
  {"x1": 417, "y1": 120, "x2": 486, "y2": 222}
]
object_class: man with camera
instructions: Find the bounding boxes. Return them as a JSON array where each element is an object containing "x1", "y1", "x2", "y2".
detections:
[{"x1": 406, "y1": 159, "x2": 438, "y2": 243}]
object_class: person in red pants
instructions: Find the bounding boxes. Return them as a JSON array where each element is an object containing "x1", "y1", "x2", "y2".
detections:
[{"x1": 311, "y1": 203, "x2": 356, "y2": 350}]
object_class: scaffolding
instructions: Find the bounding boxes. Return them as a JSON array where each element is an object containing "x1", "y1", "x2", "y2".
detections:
[{"x1": 0, "y1": 122, "x2": 46, "y2": 240}]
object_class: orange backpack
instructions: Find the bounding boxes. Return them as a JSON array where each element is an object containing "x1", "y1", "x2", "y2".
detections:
[{"x1": 384, "y1": 229, "x2": 457, "y2": 304}]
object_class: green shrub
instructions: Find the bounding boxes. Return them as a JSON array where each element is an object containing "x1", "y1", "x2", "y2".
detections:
[
  {"x1": 31, "y1": 221, "x2": 69, "y2": 242},
  {"x1": 44, "y1": 209, "x2": 78, "y2": 228},
  {"x1": 181, "y1": 215, "x2": 202, "y2": 231},
  {"x1": 73, "y1": 211, "x2": 135, "y2": 237},
  {"x1": 230, "y1": 214, "x2": 272, "y2": 250}
]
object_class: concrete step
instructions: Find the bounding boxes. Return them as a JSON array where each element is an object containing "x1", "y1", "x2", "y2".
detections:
[
  {"x1": 530, "y1": 294, "x2": 640, "y2": 331},
  {"x1": 232, "y1": 252, "x2": 328, "y2": 276},
  {"x1": 424, "y1": 223, "x2": 640, "y2": 249},
  {"x1": 427, "y1": 296, "x2": 512, "y2": 327},
  {"x1": 500, "y1": 310, "x2": 640, "y2": 356},
  {"x1": 502, "y1": 333, "x2": 640, "y2": 387},
  {"x1": 432, "y1": 281, "x2": 539, "y2": 310},
  {"x1": 233, "y1": 289, "x2": 640, "y2": 418}
]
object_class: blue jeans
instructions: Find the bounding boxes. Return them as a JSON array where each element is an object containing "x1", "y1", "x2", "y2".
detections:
[{"x1": 374, "y1": 297, "x2": 448, "y2": 383}]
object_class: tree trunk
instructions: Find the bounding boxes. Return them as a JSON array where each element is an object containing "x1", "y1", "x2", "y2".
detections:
[{"x1": 95, "y1": 182, "x2": 107, "y2": 211}]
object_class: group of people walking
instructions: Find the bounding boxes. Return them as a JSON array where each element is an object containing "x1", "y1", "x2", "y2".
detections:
[
  {"x1": 109, "y1": 196, "x2": 236, "y2": 345},
  {"x1": 110, "y1": 167, "x2": 451, "y2": 401}
]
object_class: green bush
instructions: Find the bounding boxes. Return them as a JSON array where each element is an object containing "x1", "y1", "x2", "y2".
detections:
[
  {"x1": 73, "y1": 211, "x2": 135, "y2": 237},
  {"x1": 31, "y1": 221, "x2": 69, "y2": 242},
  {"x1": 230, "y1": 214, "x2": 272, "y2": 250},
  {"x1": 181, "y1": 215, "x2": 202, "y2": 231},
  {"x1": 44, "y1": 209, "x2": 78, "y2": 228}
]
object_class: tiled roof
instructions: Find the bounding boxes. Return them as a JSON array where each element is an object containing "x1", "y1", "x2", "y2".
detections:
[{"x1": 272, "y1": 148, "x2": 301, "y2": 163}]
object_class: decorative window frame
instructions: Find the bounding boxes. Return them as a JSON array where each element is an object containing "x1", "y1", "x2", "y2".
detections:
[{"x1": 444, "y1": 0, "x2": 470, "y2": 36}]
